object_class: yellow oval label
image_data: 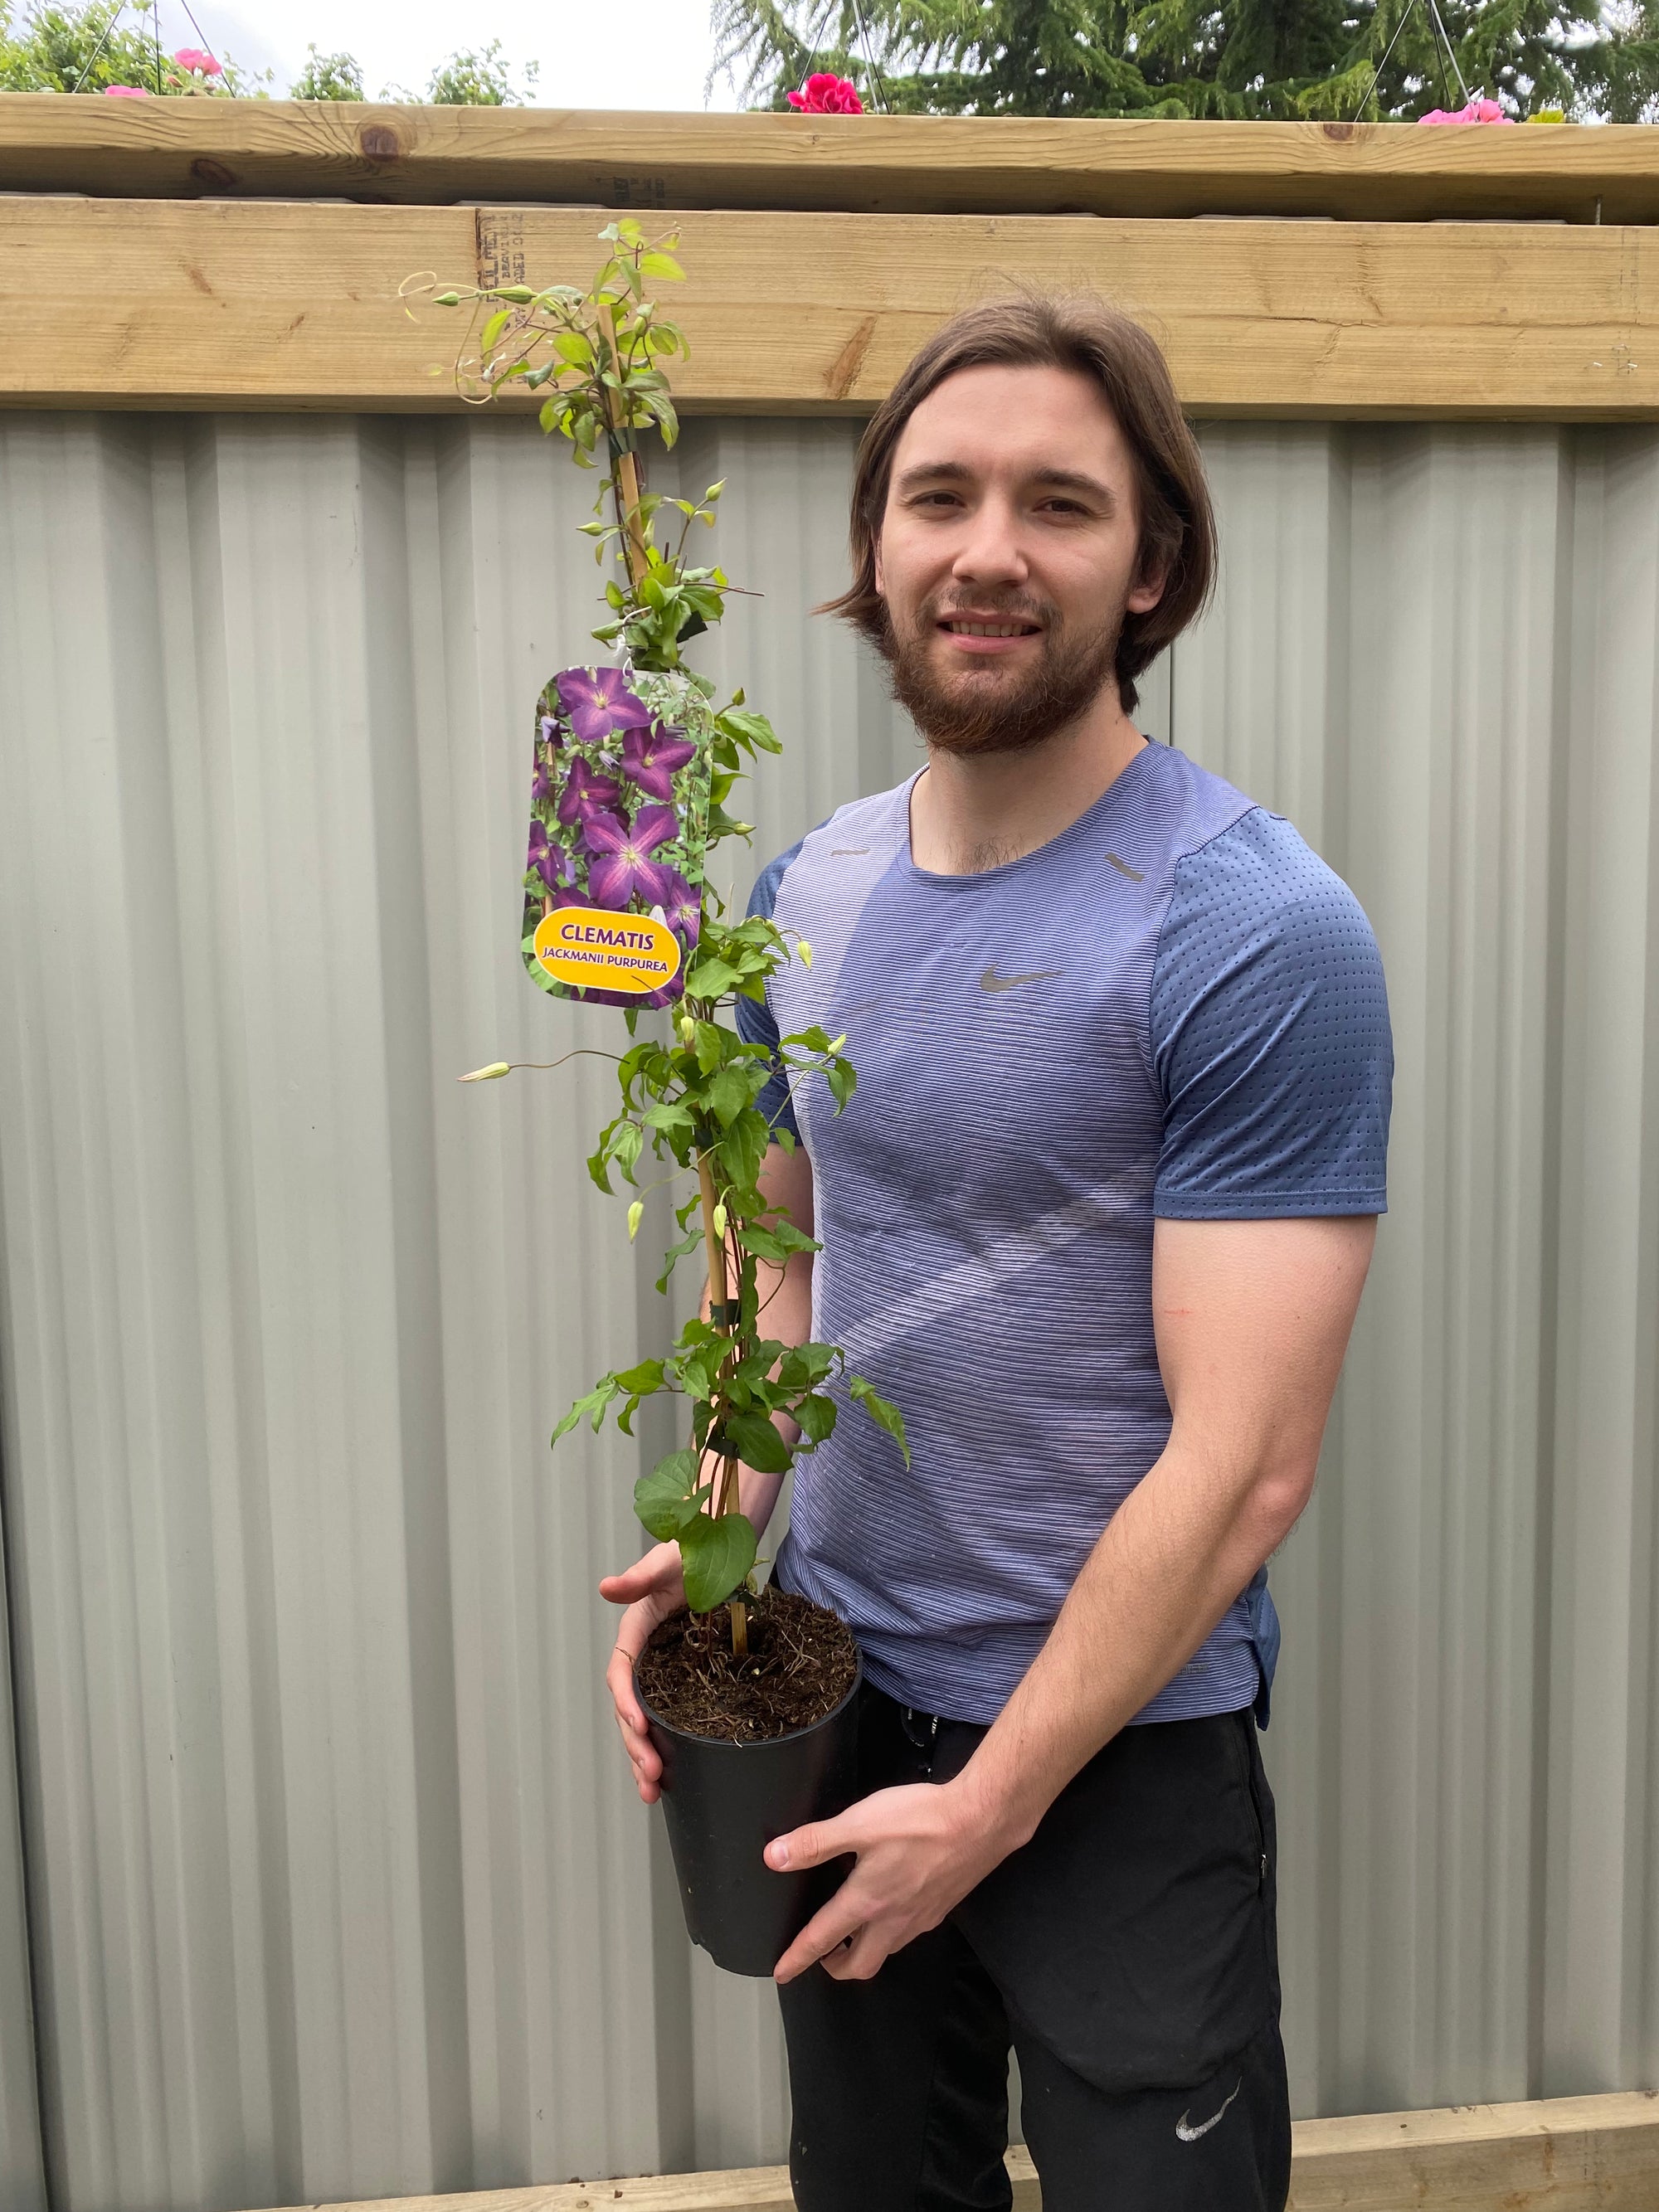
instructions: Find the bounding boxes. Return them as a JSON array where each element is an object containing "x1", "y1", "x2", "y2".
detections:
[{"x1": 532, "y1": 905, "x2": 684, "y2": 996}]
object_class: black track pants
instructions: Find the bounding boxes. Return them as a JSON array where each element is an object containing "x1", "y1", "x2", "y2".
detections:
[{"x1": 777, "y1": 1685, "x2": 1291, "y2": 2212}]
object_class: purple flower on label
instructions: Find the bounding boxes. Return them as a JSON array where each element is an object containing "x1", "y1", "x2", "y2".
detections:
[
  {"x1": 577, "y1": 805, "x2": 628, "y2": 857},
  {"x1": 583, "y1": 804, "x2": 679, "y2": 910},
  {"x1": 527, "y1": 819, "x2": 575, "y2": 893},
  {"x1": 532, "y1": 719, "x2": 562, "y2": 805},
  {"x1": 619, "y1": 721, "x2": 698, "y2": 803},
  {"x1": 659, "y1": 869, "x2": 703, "y2": 946},
  {"x1": 557, "y1": 757, "x2": 622, "y2": 828},
  {"x1": 556, "y1": 665, "x2": 652, "y2": 744}
]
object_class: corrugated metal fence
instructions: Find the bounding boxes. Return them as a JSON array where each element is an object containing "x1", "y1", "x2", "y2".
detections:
[{"x1": 0, "y1": 411, "x2": 1656, "y2": 2212}]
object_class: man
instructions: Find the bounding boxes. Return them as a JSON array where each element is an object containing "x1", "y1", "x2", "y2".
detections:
[{"x1": 601, "y1": 295, "x2": 1392, "y2": 2211}]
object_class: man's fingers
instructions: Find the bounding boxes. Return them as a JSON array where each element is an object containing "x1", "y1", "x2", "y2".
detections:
[
  {"x1": 599, "y1": 1566, "x2": 656, "y2": 1606},
  {"x1": 772, "y1": 1889, "x2": 868, "y2": 1983},
  {"x1": 765, "y1": 1811, "x2": 856, "y2": 1874},
  {"x1": 607, "y1": 1641, "x2": 645, "y2": 1721},
  {"x1": 822, "y1": 1923, "x2": 892, "y2": 1982}
]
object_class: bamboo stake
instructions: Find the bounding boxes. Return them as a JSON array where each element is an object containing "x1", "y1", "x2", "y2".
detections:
[
  {"x1": 594, "y1": 353, "x2": 745, "y2": 1661},
  {"x1": 697, "y1": 1155, "x2": 747, "y2": 1656}
]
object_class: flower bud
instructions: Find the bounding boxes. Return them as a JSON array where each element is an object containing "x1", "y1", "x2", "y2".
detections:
[
  {"x1": 458, "y1": 1061, "x2": 511, "y2": 1082},
  {"x1": 713, "y1": 1202, "x2": 728, "y2": 1239},
  {"x1": 627, "y1": 1200, "x2": 645, "y2": 1242},
  {"x1": 797, "y1": 939, "x2": 813, "y2": 969}
]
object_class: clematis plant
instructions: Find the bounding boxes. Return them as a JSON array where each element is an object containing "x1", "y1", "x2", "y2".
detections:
[{"x1": 420, "y1": 222, "x2": 906, "y2": 1658}]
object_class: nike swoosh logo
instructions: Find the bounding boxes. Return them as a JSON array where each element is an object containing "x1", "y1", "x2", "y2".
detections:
[
  {"x1": 1175, "y1": 2078, "x2": 1243, "y2": 2143},
  {"x1": 1106, "y1": 852, "x2": 1144, "y2": 882},
  {"x1": 830, "y1": 848, "x2": 869, "y2": 857},
  {"x1": 980, "y1": 966, "x2": 1061, "y2": 993}
]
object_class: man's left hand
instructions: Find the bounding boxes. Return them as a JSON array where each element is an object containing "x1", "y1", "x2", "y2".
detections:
[{"x1": 766, "y1": 1776, "x2": 1019, "y2": 1983}]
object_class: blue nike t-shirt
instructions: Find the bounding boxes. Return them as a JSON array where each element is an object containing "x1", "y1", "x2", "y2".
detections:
[{"x1": 737, "y1": 741, "x2": 1393, "y2": 1727}]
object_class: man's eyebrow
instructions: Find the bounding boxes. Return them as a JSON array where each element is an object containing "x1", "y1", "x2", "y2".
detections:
[{"x1": 892, "y1": 459, "x2": 1117, "y2": 506}]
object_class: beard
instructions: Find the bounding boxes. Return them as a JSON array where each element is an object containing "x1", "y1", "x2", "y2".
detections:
[{"x1": 878, "y1": 588, "x2": 1123, "y2": 757}]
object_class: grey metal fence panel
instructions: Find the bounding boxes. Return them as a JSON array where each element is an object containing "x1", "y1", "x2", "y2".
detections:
[
  {"x1": 0, "y1": 1456, "x2": 46, "y2": 2211},
  {"x1": 0, "y1": 411, "x2": 1655, "y2": 2212}
]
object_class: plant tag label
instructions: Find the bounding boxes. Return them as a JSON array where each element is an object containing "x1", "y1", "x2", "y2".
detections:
[
  {"x1": 523, "y1": 664, "x2": 713, "y2": 1009},
  {"x1": 530, "y1": 906, "x2": 683, "y2": 994}
]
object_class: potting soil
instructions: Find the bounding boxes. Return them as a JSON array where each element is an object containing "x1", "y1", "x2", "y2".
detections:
[{"x1": 639, "y1": 1585, "x2": 858, "y2": 1743}]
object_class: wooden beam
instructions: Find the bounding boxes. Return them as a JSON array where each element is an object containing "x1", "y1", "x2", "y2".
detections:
[
  {"x1": 2, "y1": 98, "x2": 1657, "y2": 225},
  {"x1": 1288, "y1": 2091, "x2": 1659, "y2": 2210},
  {"x1": 2, "y1": 198, "x2": 1656, "y2": 421},
  {"x1": 251, "y1": 2093, "x2": 1659, "y2": 2212}
]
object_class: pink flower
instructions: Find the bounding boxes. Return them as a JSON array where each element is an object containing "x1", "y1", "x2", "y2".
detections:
[
  {"x1": 102, "y1": 84, "x2": 149, "y2": 96},
  {"x1": 1418, "y1": 99, "x2": 1513, "y2": 124},
  {"x1": 173, "y1": 46, "x2": 222, "y2": 75},
  {"x1": 787, "y1": 72, "x2": 864, "y2": 114}
]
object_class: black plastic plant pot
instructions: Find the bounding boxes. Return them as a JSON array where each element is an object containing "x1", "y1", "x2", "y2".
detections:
[{"x1": 638, "y1": 1652, "x2": 864, "y2": 1978}]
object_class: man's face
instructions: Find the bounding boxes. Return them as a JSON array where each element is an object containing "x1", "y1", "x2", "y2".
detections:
[{"x1": 873, "y1": 362, "x2": 1165, "y2": 755}]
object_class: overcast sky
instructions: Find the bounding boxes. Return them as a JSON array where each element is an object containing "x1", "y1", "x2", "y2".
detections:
[{"x1": 165, "y1": 0, "x2": 744, "y2": 108}]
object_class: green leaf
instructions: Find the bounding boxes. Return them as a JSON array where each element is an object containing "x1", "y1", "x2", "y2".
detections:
[
  {"x1": 640, "y1": 250, "x2": 685, "y2": 282},
  {"x1": 826, "y1": 1060, "x2": 858, "y2": 1112},
  {"x1": 634, "y1": 1449, "x2": 703, "y2": 1540},
  {"x1": 679, "y1": 1510, "x2": 757, "y2": 1614},
  {"x1": 655, "y1": 1226, "x2": 703, "y2": 1294},
  {"x1": 724, "y1": 1410, "x2": 792, "y2": 1475},
  {"x1": 551, "y1": 1378, "x2": 618, "y2": 1446},
  {"x1": 792, "y1": 1393, "x2": 838, "y2": 1446},
  {"x1": 703, "y1": 1064, "x2": 751, "y2": 1127},
  {"x1": 480, "y1": 308, "x2": 513, "y2": 352},
  {"x1": 849, "y1": 1377, "x2": 910, "y2": 1466},
  {"x1": 614, "y1": 1358, "x2": 664, "y2": 1396},
  {"x1": 718, "y1": 707, "x2": 782, "y2": 756},
  {"x1": 642, "y1": 1100, "x2": 695, "y2": 1136},
  {"x1": 693, "y1": 1020, "x2": 727, "y2": 1075},
  {"x1": 685, "y1": 955, "x2": 740, "y2": 999},
  {"x1": 778, "y1": 1342, "x2": 839, "y2": 1392}
]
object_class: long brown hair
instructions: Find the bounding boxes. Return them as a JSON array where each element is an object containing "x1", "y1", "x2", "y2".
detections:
[{"x1": 821, "y1": 294, "x2": 1216, "y2": 714}]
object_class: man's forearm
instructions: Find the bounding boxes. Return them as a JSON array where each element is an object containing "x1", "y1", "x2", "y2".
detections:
[{"x1": 953, "y1": 1439, "x2": 1309, "y2": 1855}]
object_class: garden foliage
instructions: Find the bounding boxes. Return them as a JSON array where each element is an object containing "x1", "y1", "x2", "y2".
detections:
[{"x1": 713, "y1": 0, "x2": 1659, "y2": 123}]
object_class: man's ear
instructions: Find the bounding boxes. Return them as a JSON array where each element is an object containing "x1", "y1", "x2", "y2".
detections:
[{"x1": 1126, "y1": 560, "x2": 1166, "y2": 618}]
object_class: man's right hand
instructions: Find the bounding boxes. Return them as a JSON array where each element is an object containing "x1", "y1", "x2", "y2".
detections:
[{"x1": 600, "y1": 1542, "x2": 687, "y2": 1804}]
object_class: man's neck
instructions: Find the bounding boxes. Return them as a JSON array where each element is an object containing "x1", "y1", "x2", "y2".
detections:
[{"x1": 907, "y1": 693, "x2": 1149, "y2": 877}]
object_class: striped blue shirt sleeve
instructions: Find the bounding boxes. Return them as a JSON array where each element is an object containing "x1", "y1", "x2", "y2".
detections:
[{"x1": 1151, "y1": 810, "x2": 1392, "y2": 1218}]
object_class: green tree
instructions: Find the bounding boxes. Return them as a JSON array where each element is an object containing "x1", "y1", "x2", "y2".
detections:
[
  {"x1": 288, "y1": 43, "x2": 363, "y2": 102},
  {"x1": 0, "y1": 0, "x2": 265, "y2": 93},
  {"x1": 424, "y1": 38, "x2": 538, "y2": 105},
  {"x1": 1588, "y1": 0, "x2": 1659, "y2": 117},
  {"x1": 0, "y1": 2, "x2": 542, "y2": 105},
  {"x1": 712, "y1": 0, "x2": 1659, "y2": 120}
]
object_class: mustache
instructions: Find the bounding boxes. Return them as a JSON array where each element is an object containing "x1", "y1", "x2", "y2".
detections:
[{"x1": 919, "y1": 591, "x2": 1055, "y2": 630}]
